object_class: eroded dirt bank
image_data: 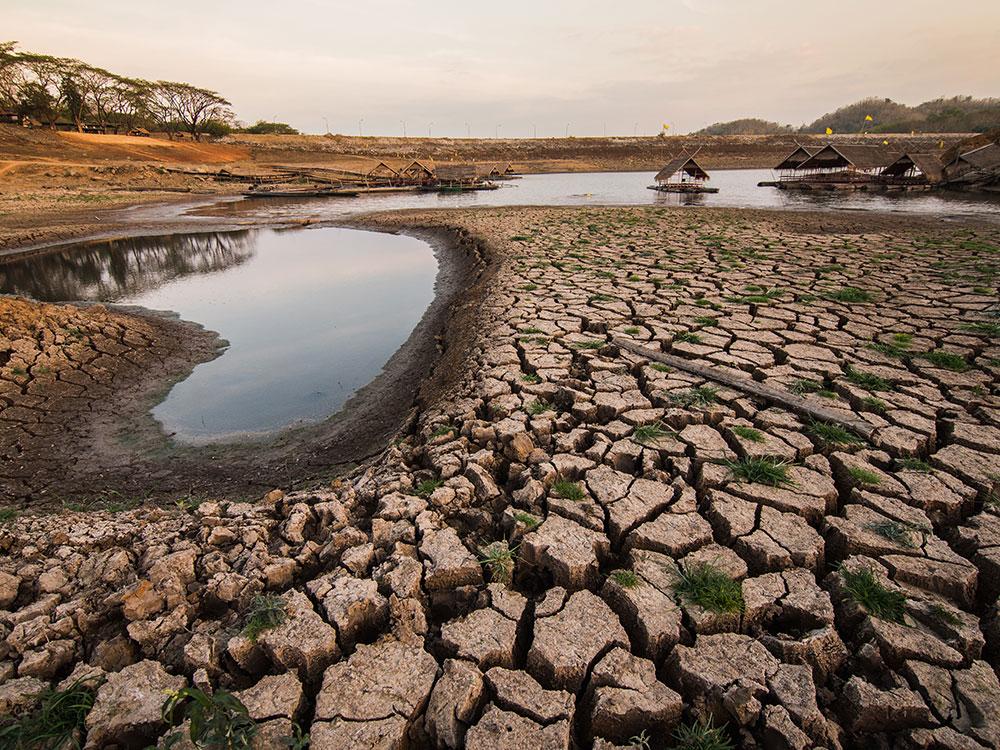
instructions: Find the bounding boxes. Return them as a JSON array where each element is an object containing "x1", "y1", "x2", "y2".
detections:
[{"x1": 2, "y1": 205, "x2": 999, "y2": 748}]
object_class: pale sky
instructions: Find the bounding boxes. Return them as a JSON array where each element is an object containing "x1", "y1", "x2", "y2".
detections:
[{"x1": 5, "y1": 0, "x2": 998, "y2": 136}]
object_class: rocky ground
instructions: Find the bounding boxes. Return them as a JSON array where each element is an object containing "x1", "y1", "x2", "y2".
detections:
[{"x1": 2, "y1": 205, "x2": 999, "y2": 748}]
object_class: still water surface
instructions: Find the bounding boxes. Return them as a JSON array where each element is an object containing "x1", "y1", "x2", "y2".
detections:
[{"x1": 1, "y1": 227, "x2": 437, "y2": 444}]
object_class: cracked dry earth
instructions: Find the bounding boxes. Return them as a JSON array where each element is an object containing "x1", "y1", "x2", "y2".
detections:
[{"x1": 2, "y1": 205, "x2": 999, "y2": 749}]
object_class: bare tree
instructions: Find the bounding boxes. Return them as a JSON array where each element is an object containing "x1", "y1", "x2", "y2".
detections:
[{"x1": 156, "y1": 81, "x2": 232, "y2": 140}]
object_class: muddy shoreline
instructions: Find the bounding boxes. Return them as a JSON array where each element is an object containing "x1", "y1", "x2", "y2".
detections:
[{"x1": 1, "y1": 204, "x2": 494, "y2": 509}]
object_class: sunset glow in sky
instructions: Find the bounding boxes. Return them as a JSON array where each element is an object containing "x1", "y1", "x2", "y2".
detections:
[{"x1": 5, "y1": 0, "x2": 998, "y2": 136}]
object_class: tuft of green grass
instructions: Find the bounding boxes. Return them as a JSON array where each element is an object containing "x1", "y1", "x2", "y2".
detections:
[
  {"x1": 632, "y1": 422, "x2": 673, "y2": 446},
  {"x1": 726, "y1": 287, "x2": 783, "y2": 305},
  {"x1": 673, "y1": 563, "x2": 744, "y2": 614},
  {"x1": 521, "y1": 283, "x2": 538, "y2": 291},
  {"x1": 961, "y1": 321, "x2": 1000, "y2": 337},
  {"x1": 844, "y1": 364, "x2": 891, "y2": 392},
  {"x1": 674, "y1": 331, "x2": 702, "y2": 344},
  {"x1": 694, "y1": 316, "x2": 719, "y2": 327},
  {"x1": 807, "y1": 420, "x2": 863, "y2": 447},
  {"x1": 826, "y1": 286, "x2": 873, "y2": 303},
  {"x1": 848, "y1": 466, "x2": 883, "y2": 486},
  {"x1": 668, "y1": 386, "x2": 718, "y2": 407},
  {"x1": 897, "y1": 457, "x2": 933, "y2": 473},
  {"x1": 789, "y1": 378, "x2": 823, "y2": 395},
  {"x1": 510, "y1": 235, "x2": 531, "y2": 242},
  {"x1": 525, "y1": 399, "x2": 552, "y2": 416},
  {"x1": 865, "y1": 520, "x2": 918, "y2": 548},
  {"x1": 512, "y1": 511, "x2": 541, "y2": 530},
  {"x1": 415, "y1": 479, "x2": 444, "y2": 498},
  {"x1": 551, "y1": 479, "x2": 585, "y2": 502},
  {"x1": 570, "y1": 339, "x2": 605, "y2": 350},
  {"x1": 622, "y1": 326, "x2": 641, "y2": 335},
  {"x1": 610, "y1": 569, "x2": 641, "y2": 589},
  {"x1": 920, "y1": 349, "x2": 969, "y2": 372},
  {"x1": 0, "y1": 507, "x2": 19, "y2": 524},
  {"x1": 242, "y1": 594, "x2": 287, "y2": 642},
  {"x1": 628, "y1": 729, "x2": 651, "y2": 750},
  {"x1": 162, "y1": 687, "x2": 257, "y2": 750},
  {"x1": 430, "y1": 424, "x2": 455, "y2": 438},
  {"x1": 649, "y1": 362, "x2": 673, "y2": 373},
  {"x1": 0, "y1": 679, "x2": 98, "y2": 750},
  {"x1": 861, "y1": 396, "x2": 887, "y2": 414},
  {"x1": 669, "y1": 717, "x2": 735, "y2": 750},
  {"x1": 479, "y1": 541, "x2": 517, "y2": 585},
  {"x1": 520, "y1": 373, "x2": 541, "y2": 384},
  {"x1": 841, "y1": 566, "x2": 907, "y2": 623},
  {"x1": 730, "y1": 425, "x2": 764, "y2": 443},
  {"x1": 723, "y1": 457, "x2": 794, "y2": 487}
]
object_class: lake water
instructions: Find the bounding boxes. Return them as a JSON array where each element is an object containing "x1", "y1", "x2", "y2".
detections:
[
  {"x1": 3, "y1": 169, "x2": 997, "y2": 444},
  {"x1": 198, "y1": 169, "x2": 1000, "y2": 224},
  {"x1": 0, "y1": 227, "x2": 437, "y2": 444}
]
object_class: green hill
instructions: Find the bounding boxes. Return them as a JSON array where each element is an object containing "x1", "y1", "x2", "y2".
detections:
[{"x1": 695, "y1": 118, "x2": 793, "y2": 136}]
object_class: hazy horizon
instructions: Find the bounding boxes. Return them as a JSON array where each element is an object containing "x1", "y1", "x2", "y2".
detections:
[{"x1": 5, "y1": 0, "x2": 998, "y2": 137}]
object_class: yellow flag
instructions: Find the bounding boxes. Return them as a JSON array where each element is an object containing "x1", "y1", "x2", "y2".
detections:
[
  {"x1": 662, "y1": 123, "x2": 670, "y2": 130},
  {"x1": 939, "y1": 140, "x2": 944, "y2": 148},
  {"x1": 882, "y1": 140, "x2": 889, "y2": 145},
  {"x1": 865, "y1": 115, "x2": 873, "y2": 121},
  {"x1": 825, "y1": 127, "x2": 833, "y2": 135}
]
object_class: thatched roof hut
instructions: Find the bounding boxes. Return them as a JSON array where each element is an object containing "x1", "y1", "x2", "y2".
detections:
[
  {"x1": 880, "y1": 153, "x2": 944, "y2": 183},
  {"x1": 796, "y1": 144, "x2": 900, "y2": 173},
  {"x1": 954, "y1": 142, "x2": 1000, "y2": 171},
  {"x1": 366, "y1": 162, "x2": 401, "y2": 180},
  {"x1": 773, "y1": 145, "x2": 818, "y2": 171},
  {"x1": 434, "y1": 165, "x2": 479, "y2": 185},
  {"x1": 400, "y1": 160, "x2": 435, "y2": 181},
  {"x1": 655, "y1": 151, "x2": 710, "y2": 183}
]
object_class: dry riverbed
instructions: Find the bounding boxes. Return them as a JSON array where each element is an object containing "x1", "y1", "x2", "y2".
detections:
[{"x1": 1, "y1": 205, "x2": 999, "y2": 748}]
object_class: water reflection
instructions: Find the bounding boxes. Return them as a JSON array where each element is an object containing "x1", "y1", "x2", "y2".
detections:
[
  {"x1": 2, "y1": 227, "x2": 438, "y2": 444},
  {"x1": 0, "y1": 231, "x2": 255, "y2": 302}
]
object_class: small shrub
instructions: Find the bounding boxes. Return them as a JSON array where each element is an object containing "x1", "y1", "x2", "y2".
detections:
[
  {"x1": 415, "y1": 479, "x2": 444, "y2": 498},
  {"x1": 551, "y1": 479, "x2": 585, "y2": 502},
  {"x1": 610, "y1": 569, "x2": 641, "y2": 589},
  {"x1": 673, "y1": 563, "x2": 744, "y2": 614},
  {"x1": 162, "y1": 687, "x2": 257, "y2": 750},
  {"x1": 730, "y1": 425, "x2": 764, "y2": 443},
  {"x1": 0, "y1": 679, "x2": 98, "y2": 750},
  {"x1": 242, "y1": 594, "x2": 287, "y2": 642},
  {"x1": 723, "y1": 457, "x2": 794, "y2": 487},
  {"x1": 841, "y1": 566, "x2": 907, "y2": 623},
  {"x1": 848, "y1": 466, "x2": 882, "y2": 486},
  {"x1": 479, "y1": 541, "x2": 517, "y2": 585},
  {"x1": 669, "y1": 717, "x2": 735, "y2": 750}
]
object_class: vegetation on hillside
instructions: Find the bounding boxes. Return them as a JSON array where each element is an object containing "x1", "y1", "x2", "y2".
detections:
[{"x1": 696, "y1": 96, "x2": 1000, "y2": 135}]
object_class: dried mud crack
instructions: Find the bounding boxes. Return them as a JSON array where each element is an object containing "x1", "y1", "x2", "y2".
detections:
[{"x1": 1, "y1": 205, "x2": 999, "y2": 749}]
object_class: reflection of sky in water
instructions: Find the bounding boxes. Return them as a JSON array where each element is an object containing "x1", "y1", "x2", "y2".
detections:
[
  {"x1": 181, "y1": 170, "x2": 999, "y2": 225},
  {"x1": 2, "y1": 227, "x2": 437, "y2": 444}
]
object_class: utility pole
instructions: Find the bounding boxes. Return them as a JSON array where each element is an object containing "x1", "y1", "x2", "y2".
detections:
[
  {"x1": 401, "y1": 120, "x2": 406, "y2": 137},
  {"x1": 323, "y1": 116, "x2": 329, "y2": 134},
  {"x1": 359, "y1": 118, "x2": 364, "y2": 137},
  {"x1": 466, "y1": 122, "x2": 470, "y2": 137},
  {"x1": 565, "y1": 123, "x2": 570, "y2": 137},
  {"x1": 428, "y1": 122, "x2": 434, "y2": 137},
  {"x1": 533, "y1": 123, "x2": 537, "y2": 138}
]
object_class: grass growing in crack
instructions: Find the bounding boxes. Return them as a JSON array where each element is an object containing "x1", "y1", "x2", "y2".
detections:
[
  {"x1": 610, "y1": 569, "x2": 641, "y2": 588},
  {"x1": 571, "y1": 339, "x2": 605, "y2": 350},
  {"x1": 674, "y1": 563, "x2": 744, "y2": 614},
  {"x1": 627, "y1": 729, "x2": 651, "y2": 749},
  {"x1": 730, "y1": 425, "x2": 764, "y2": 443},
  {"x1": 479, "y1": 541, "x2": 517, "y2": 585},
  {"x1": 844, "y1": 364, "x2": 891, "y2": 392},
  {"x1": 807, "y1": 420, "x2": 863, "y2": 447},
  {"x1": 415, "y1": 479, "x2": 444, "y2": 498},
  {"x1": 632, "y1": 422, "x2": 673, "y2": 446},
  {"x1": 0, "y1": 508, "x2": 18, "y2": 524},
  {"x1": 961, "y1": 321, "x2": 1000, "y2": 337},
  {"x1": 669, "y1": 717, "x2": 735, "y2": 750},
  {"x1": 920, "y1": 349, "x2": 969, "y2": 372},
  {"x1": 430, "y1": 424, "x2": 455, "y2": 438},
  {"x1": 520, "y1": 373, "x2": 541, "y2": 384},
  {"x1": 674, "y1": 331, "x2": 702, "y2": 344},
  {"x1": 0, "y1": 679, "x2": 98, "y2": 750},
  {"x1": 650, "y1": 363, "x2": 673, "y2": 373},
  {"x1": 897, "y1": 457, "x2": 933, "y2": 473},
  {"x1": 848, "y1": 466, "x2": 883, "y2": 486},
  {"x1": 162, "y1": 687, "x2": 257, "y2": 750},
  {"x1": 826, "y1": 286, "x2": 873, "y2": 303},
  {"x1": 928, "y1": 602, "x2": 962, "y2": 627},
  {"x1": 551, "y1": 479, "x2": 585, "y2": 501},
  {"x1": 861, "y1": 396, "x2": 887, "y2": 414},
  {"x1": 668, "y1": 386, "x2": 718, "y2": 407},
  {"x1": 242, "y1": 594, "x2": 287, "y2": 642},
  {"x1": 512, "y1": 511, "x2": 541, "y2": 530},
  {"x1": 694, "y1": 316, "x2": 719, "y2": 327},
  {"x1": 789, "y1": 378, "x2": 823, "y2": 395},
  {"x1": 841, "y1": 566, "x2": 907, "y2": 623},
  {"x1": 623, "y1": 326, "x2": 641, "y2": 335},
  {"x1": 723, "y1": 457, "x2": 794, "y2": 487},
  {"x1": 865, "y1": 520, "x2": 918, "y2": 548},
  {"x1": 726, "y1": 287, "x2": 782, "y2": 305},
  {"x1": 525, "y1": 399, "x2": 552, "y2": 416}
]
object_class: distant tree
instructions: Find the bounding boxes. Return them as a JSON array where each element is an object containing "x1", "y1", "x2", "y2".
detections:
[
  {"x1": 17, "y1": 81, "x2": 56, "y2": 123},
  {"x1": 200, "y1": 118, "x2": 233, "y2": 137},
  {"x1": 156, "y1": 81, "x2": 232, "y2": 140},
  {"x1": 106, "y1": 77, "x2": 153, "y2": 132},
  {"x1": 694, "y1": 118, "x2": 793, "y2": 136},
  {"x1": 242, "y1": 120, "x2": 299, "y2": 135},
  {"x1": 59, "y1": 71, "x2": 86, "y2": 131},
  {"x1": 0, "y1": 41, "x2": 23, "y2": 109}
]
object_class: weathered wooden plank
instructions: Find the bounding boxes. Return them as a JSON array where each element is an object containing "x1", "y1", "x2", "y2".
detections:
[{"x1": 610, "y1": 336, "x2": 876, "y2": 439}]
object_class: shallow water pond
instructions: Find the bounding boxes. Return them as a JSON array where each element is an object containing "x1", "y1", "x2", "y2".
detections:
[{"x1": 1, "y1": 227, "x2": 437, "y2": 444}]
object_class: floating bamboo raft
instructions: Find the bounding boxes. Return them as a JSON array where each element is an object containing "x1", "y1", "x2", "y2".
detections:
[{"x1": 647, "y1": 183, "x2": 719, "y2": 194}]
